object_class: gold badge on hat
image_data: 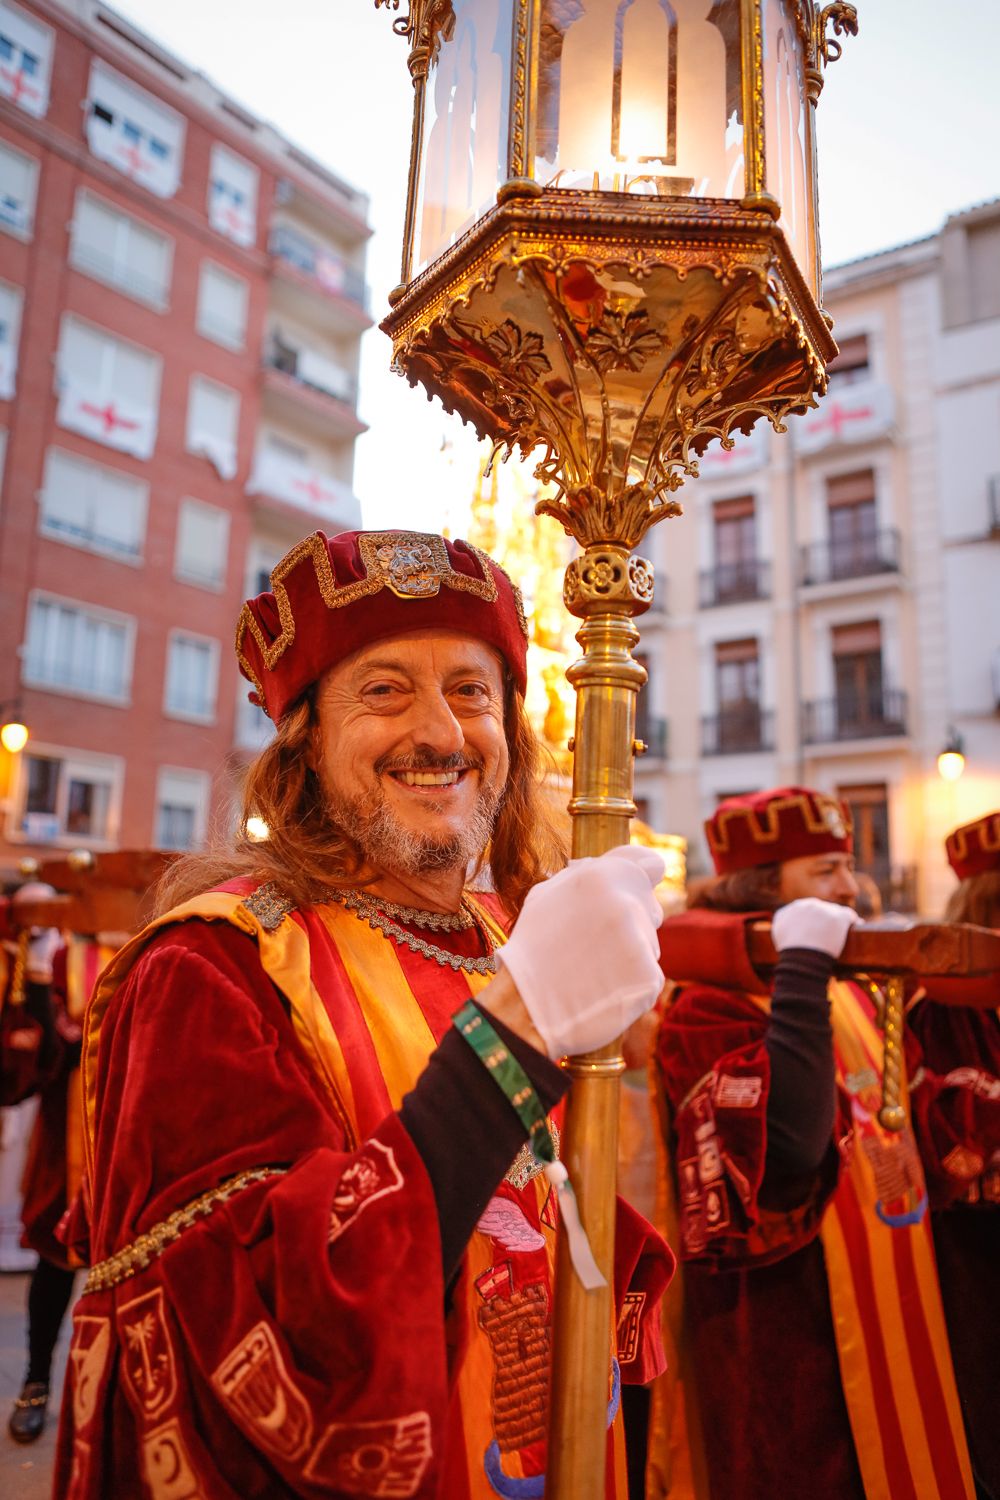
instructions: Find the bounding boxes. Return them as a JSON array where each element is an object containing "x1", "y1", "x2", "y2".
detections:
[{"x1": 818, "y1": 797, "x2": 847, "y2": 840}]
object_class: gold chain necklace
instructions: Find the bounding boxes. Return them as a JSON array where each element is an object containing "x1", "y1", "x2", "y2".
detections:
[
  {"x1": 330, "y1": 888, "x2": 498, "y2": 976},
  {"x1": 334, "y1": 888, "x2": 474, "y2": 932}
]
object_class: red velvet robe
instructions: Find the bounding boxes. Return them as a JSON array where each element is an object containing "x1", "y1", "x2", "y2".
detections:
[
  {"x1": 907, "y1": 996, "x2": 1000, "y2": 1496},
  {"x1": 54, "y1": 888, "x2": 671, "y2": 1499},
  {"x1": 651, "y1": 977, "x2": 976, "y2": 1500}
]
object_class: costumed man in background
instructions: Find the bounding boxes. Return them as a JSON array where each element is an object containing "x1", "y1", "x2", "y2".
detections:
[
  {"x1": 8, "y1": 935, "x2": 117, "y2": 1443},
  {"x1": 0, "y1": 882, "x2": 61, "y2": 1109},
  {"x1": 55, "y1": 529, "x2": 673, "y2": 1500},
  {"x1": 906, "y1": 812, "x2": 1000, "y2": 1499},
  {"x1": 649, "y1": 787, "x2": 976, "y2": 1500}
]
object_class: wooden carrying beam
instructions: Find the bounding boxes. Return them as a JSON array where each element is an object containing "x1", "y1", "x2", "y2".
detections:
[{"x1": 0, "y1": 850, "x2": 176, "y2": 939}]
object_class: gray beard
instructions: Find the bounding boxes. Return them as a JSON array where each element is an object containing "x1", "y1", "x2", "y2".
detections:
[{"x1": 328, "y1": 779, "x2": 502, "y2": 879}]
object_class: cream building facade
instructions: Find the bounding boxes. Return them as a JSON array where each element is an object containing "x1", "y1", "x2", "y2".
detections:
[{"x1": 634, "y1": 198, "x2": 1000, "y2": 916}]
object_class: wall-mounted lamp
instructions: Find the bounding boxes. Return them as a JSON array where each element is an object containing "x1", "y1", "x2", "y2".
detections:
[
  {"x1": 0, "y1": 705, "x2": 29, "y2": 754},
  {"x1": 937, "y1": 726, "x2": 965, "y2": 783}
]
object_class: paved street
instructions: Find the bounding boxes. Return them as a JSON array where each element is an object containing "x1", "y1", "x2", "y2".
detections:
[{"x1": 0, "y1": 1269, "x2": 74, "y2": 1500}]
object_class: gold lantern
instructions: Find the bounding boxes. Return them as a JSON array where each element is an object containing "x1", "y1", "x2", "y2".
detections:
[{"x1": 373, "y1": 3, "x2": 857, "y2": 1494}]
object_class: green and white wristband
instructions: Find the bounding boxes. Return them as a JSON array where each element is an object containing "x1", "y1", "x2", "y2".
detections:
[{"x1": 453, "y1": 1000, "x2": 606, "y2": 1291}]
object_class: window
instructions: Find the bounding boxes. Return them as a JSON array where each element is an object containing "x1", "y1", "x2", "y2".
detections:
[
  {"x1": 838, "y1": 782, "x2": 890, "y2": 884},
  {"x1": 155, "y1": 767, "x2": 209, "y2": 850},
  {"x1": 24, "y1": 594, "x2": 134, "y2": 703},
  {"x1": 967, "y1": 219, "x2": 1000, "y2": 325},
  {"x1": 174, "y1": 499, "x2": 229, "y2": 589},
  {"x1": 186, "y1": 377, "x2": 239, "y2": 479},
  {"x1": 827, "y1": 333, "x2": 870, "y2": 387},
  {"x1": 86, "y1": 61, "x2": 184, "y2": 199},
  {"x1": 196, "y1": 262, "x2": 248, "y2": 350},
  {"x1": 714, "y1": 638, "x2": 762, "y2": 751},
  {"x1": 712, "y1": 496, "x2": 758, "y2": 601},
  {"x1": 0, "y1": 1, "x2": 53, "y2": 118},
  {"x1": 208, "y1": 144, "x2": 258, "y2": 248},
  {"x1": 39, "y1": 449, "x2": 147, "y2": 561},
  {"x1": 70, "y1": 192, "x2": 171, "y2": 308},
  {"x1": 831, "y1": 620, "x2": 883, "y2": 731},
  {"x1": 0, "y1": 279, "x2": 22, "y2": 399},
  {"x1": 164, "y1": 632, "x2": 219, "y2": 721},
  {"x1": 17, "y1": 747, "x2": 121, "y2": 845},
  {"x1": 826, "y1": 469, "x2": 878, "y2": 575},
  {"x1": 0, "y1": 138, "x2": 37, "y2": 235},
  {"x1": 55, "y1": 317, "x2": 160, "y2": 459}
]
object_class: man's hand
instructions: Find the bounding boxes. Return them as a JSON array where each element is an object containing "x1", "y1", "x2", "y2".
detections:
[
  {"x1": 490, "y1": 846, "x2": 665, "y2": 1059},
  {"x1": 772, "y1": 897, "x2": 860, "y2": 958}
]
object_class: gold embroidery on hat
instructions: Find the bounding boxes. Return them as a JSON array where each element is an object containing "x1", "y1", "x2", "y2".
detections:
[
  {"x1": 708, "y1": 792, "x2": 853, "y2": 857},
  {"x1": 235, "y1": 532, "x2": 528, "y2": 710},
  {"x1": 948, "y1": 814, "x2": 1000, "y2": 865}
]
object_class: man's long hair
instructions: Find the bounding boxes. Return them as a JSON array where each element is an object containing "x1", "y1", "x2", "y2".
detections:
[
  {"x1": 944, "y1": 872, "x2": 1000, "y2": 929},
  {"x1": 687, "y1": 863, "x2": 784, "y2": 914},
  {"x1": 156, "y1": 677, "x2": 567, "y2": 920}
]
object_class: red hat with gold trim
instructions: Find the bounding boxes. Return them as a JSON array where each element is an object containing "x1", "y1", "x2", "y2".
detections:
[
  {"x1": 945, "y1": 812, "x2": 1000, "y2": 880},
  {"x1": 706, "y1": 786, "x2": 853, "y2": 875},
  {"x1": 236, "y1": 530, "x2": 529, "y2": 721}
]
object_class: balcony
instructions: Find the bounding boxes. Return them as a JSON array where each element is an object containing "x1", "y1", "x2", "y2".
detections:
[
  {"x1": 247, "y1": 446, "x2": 362, "y2": 531},
  {"x1": 269, "y1": 224, "x2": 371, "y2": 332},
  {"x1": 701, "y1": 706, "x2": 774, "y2": 755},
  {"x1": 800, "y1": 529, "x2": 901, "y2": 587},
  {"x1": 262, "y1": 343, "x2": 366, "y2": 442},
  {"x1": 636, "y1": 716, "x2": 668, "y2": 760},
  {"x1": 870, "y1": 864, "x2": 919, "y2": 916},
  {"x1": 801, "y1": 688, "x2": 908, "y2": 744},
  {"x1": 699, "y1": 559, "x2": 771, "y2": 608}
]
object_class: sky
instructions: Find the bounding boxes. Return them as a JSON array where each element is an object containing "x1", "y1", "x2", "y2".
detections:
[{"x1": 108, "y1": 0, "x2": 1000, "y2": 531}]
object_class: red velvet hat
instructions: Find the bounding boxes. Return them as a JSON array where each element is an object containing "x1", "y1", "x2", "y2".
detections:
[
  {"x1": 236, "y1": 530, "x2": 529, "y2": 720},
  {"x1": 706, "y1": 786, "x2": 853, "y2": 875},
  {"x1": 945, "y1": 813, "x2": 1000, "y2": 880}
]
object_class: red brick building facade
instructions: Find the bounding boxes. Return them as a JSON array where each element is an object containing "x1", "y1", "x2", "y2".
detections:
[{"x1": 0, "y1": 0, "x2": 371, "y2": 874}]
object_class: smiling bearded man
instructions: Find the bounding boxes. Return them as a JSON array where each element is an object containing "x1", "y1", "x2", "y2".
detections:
[{"x1": 54, "y1": 529, "x2": 674, "y2": 1500}]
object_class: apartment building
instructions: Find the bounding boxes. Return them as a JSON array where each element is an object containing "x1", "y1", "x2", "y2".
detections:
[
  {"x1": 0, "y1": 0, "x2": 370, "y2": 872},
  {"x1": 635, "y1": 199, "x2": 1000, "y2": 915}
]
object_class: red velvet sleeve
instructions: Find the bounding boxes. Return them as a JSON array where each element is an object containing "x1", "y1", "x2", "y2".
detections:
[
  {"x1": 66, "y1": 922, "x2": 456, "y2": 1497},
  {"x1": 655, "y1": 985, "x2": 845, "y2": 1269},
  {"x1": 906, "y1": 996, "x2": 1000, "y2": 1209}
]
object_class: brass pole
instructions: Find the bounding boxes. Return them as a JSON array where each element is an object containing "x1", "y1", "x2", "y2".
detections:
[{"x1": 546, "y1": 544, "x2": 650, "y2": 1499}]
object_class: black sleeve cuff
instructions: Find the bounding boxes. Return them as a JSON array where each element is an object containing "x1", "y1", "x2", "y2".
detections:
[
  {"x1": 399, "y1": 1011, "x2": 569, "y2": 1281},
  {"x1": 764, "y1": 948, "x2": 838, "y2": 1177}
]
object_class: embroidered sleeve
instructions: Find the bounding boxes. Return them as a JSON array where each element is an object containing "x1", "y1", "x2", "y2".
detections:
[
  {"x1": 656, "y1": 985, "x2": 842, "y2": 1267},
  {"x1": 906, "y1": 999, "x2": 1000, "y2": 1209}
]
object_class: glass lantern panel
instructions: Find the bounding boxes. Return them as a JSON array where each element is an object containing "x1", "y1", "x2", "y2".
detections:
[
  {"x1": 413, "y1": 0, "x2": 514, "y2": 273},
  {"x1": 533, "y1": 0, "x2": 744, "y2": 200},
  {"x1": 761, "y1": 0, "x2": 815, "y2": 294}
]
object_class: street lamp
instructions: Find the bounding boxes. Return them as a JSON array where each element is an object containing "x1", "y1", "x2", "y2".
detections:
[
  {"x1": 373, "y1": 3, "x2": 857, "y2": 1491},
  {"x1": 0, "y1": 704, "x2": 29, "y2": 754},
  {"x1": 937, "y1": 726, "x2": 965, "y2": 783}
]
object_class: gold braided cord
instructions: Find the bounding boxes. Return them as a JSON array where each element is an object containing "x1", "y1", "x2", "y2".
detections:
[{"x1": 82, "y1": 1167, "x2": 286, "y2": 1295}]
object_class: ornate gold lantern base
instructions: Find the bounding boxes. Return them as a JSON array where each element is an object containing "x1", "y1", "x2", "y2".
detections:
[{"x1": 384, "y1": 189, "x2": 835, "y2": 548}]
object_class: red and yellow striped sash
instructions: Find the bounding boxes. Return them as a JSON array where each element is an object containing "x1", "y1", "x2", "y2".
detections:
[{"x1": 821, "y1": 980, "x2": 974, "y2": 1500}]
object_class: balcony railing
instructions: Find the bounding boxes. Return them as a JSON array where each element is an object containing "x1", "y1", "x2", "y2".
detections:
[
  {"x1": 699, "y1": 559, "x2": 771, "y2": 607},
  {"x1": 701, "y1": 706, "x2": 774, "y2": 755},
  {"x1": 799, "y1": 528, "x2": 901, "y2": 586},
  {"x1": 802, "y1": 687, "x2": 908, "y2": 743},
  {"x1": 269, "y1": 225, "x2": 368, "y2": 310},
  {"x1": 636, "y1": 716, "x2": 668, "y2": 759},
  {"x1": 867, "y1": 863, "x2": 919, "y2": 916},
  {"x1": 265, "y1": 343, "x2": 358, "y2": 407}
]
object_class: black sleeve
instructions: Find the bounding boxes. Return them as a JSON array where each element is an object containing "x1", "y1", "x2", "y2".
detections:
[
  {"x1": 764, "y1": 948, "x2": 838, "y2": 1177},
  {"x1": 399, "y1": 1010, "x2": 568, "y2": 1280}
]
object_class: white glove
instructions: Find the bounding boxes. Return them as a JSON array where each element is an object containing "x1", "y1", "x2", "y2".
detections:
[
  {"x1": 26, "y1": 927, "x2": 62, "y2": 979},
  {"x1": 494, "y1": 845, "x2": 665, "y2": 1059},
  {"x1": 772, "y1": 897, "x2": 860, "y2": 958}
]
